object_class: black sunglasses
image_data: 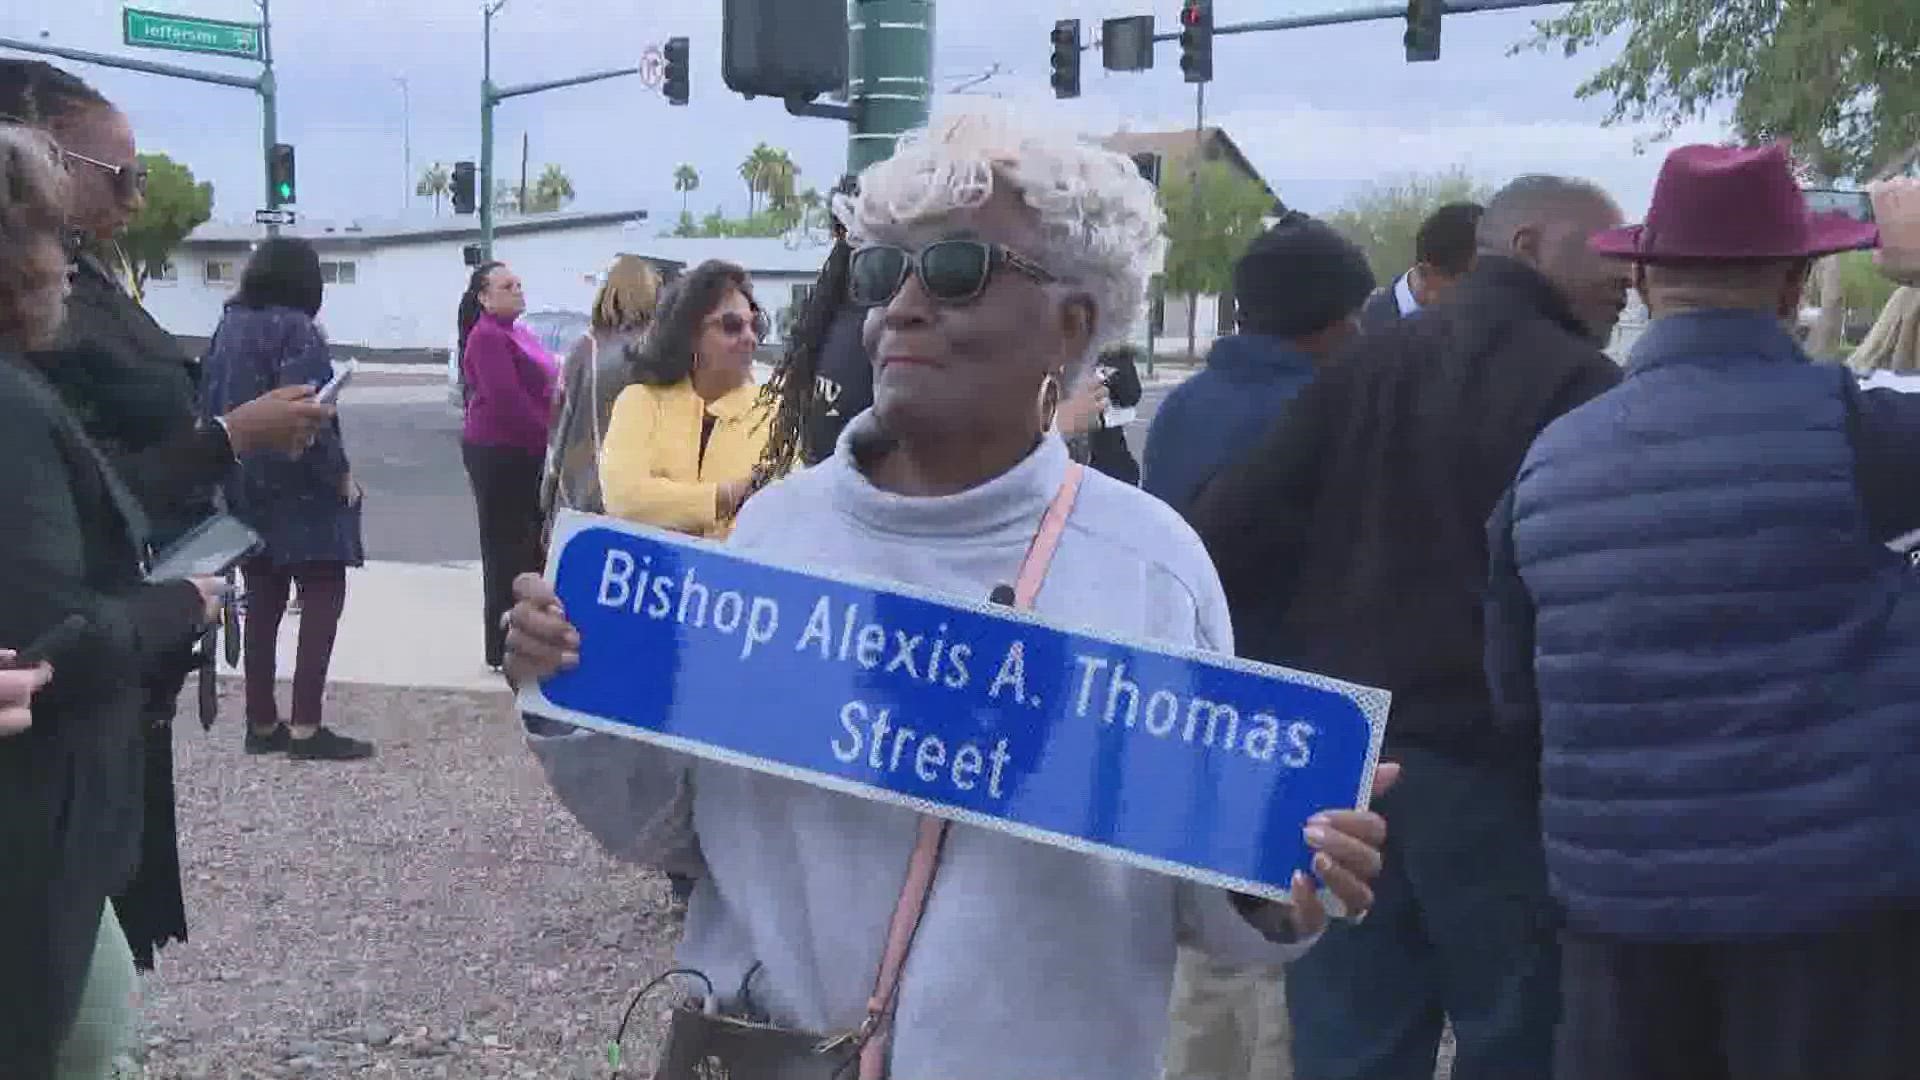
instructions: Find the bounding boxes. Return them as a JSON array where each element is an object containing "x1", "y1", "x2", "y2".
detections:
[{"x1": 849, "y1": 240, "x2": 1056, "y2": 308}]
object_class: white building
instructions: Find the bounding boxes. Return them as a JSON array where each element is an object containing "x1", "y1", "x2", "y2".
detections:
[{"x1": 143, "y1": 211, "x2": 838, "y2": 360}]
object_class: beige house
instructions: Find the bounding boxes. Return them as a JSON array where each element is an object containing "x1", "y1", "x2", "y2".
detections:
[{"x1": 1103, "y1": 127, "x2": 1287, "y2": 358}]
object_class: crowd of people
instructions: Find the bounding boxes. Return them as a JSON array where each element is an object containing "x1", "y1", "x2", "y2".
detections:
[{"x1": 2, "y1": 49, "x2": 1916, "y2": 1080}]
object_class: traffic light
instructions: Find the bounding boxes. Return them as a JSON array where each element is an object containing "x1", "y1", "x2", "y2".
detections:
[
  {"x1": 663, "y1": 36, "x2": 690, "y2": 106},
  {"x1": 1178, "y1": 0, "x2": 1213, "y2": 84},
  {"x1": 268, "y1": 143, "x2": 295, "y2": 207},
  {"x1": 1050, "y1": 20, "x2": 1081, "y2": 99},
  {"x1": 722, "y1": 0, "x2": 846, "y2": 101},
  {"x1": 451, "y1": 161, "x2": 477, "y2": 216},
  {"x1": 1405, "y1": 0, "x2": 1443, "y2": 62}
]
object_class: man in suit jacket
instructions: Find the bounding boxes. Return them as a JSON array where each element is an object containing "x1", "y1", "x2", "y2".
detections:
[{"x1": 1360, "y1": 201, "x2": 1486, "y2": 332}]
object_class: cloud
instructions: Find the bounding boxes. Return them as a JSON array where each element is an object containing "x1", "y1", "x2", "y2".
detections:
[{"x1": 1207, "y1": 103, "x2": 1728, "y2": 214}]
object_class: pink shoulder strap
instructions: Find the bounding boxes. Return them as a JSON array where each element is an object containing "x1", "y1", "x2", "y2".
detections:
[{"x1": 857, "y1": 463, "x2": 1086, "y2": 1079}]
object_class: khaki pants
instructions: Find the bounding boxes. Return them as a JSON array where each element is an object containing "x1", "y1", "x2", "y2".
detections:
[
  {"x1": 1164, "y1": 947, "x2": 1293, "y2": 1080},
  {"x1": 55, "y1": 904, "x2": 139, "y2": 1079}
]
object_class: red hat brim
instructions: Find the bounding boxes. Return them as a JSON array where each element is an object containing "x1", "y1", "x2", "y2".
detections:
[{"x1": 1592, "y1": 214, "x2": 1881, "y2": 262}]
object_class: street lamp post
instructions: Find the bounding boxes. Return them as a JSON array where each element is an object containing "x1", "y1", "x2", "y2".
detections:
[{"x1": 396, "y1": 76, "x2": 412, "y2": 213}]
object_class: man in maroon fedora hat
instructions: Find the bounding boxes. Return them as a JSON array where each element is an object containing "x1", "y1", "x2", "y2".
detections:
[{"x1": 1487, "y1": 140, "x2": 1920, "y2": 1080}]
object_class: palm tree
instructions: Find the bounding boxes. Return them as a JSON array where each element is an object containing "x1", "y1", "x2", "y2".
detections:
[
  {"x1": 762, "y1": 149, "x2": 800, "y2": 214},
  {"x1": 740, "y1": 143, "x2": 783, "y2": 217},
  {"x1": 673, "y1": 163, "x2": 700, "y2": 217},
  {"x1": 415, "y1": 162, "x2": 450, "y2": 216},
  {"x1": 528, "y1": 164, "x2": 575, "y2": 214}
]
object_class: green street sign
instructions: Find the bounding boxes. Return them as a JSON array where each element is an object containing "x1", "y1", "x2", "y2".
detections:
[{"x1": 123, "y1": 7, "x2": 262, "y2": 61}]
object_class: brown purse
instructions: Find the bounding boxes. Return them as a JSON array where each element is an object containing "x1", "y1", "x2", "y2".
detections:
[{"x1": 642, "y1": 464, "x2": 1088, "y2": 1080}]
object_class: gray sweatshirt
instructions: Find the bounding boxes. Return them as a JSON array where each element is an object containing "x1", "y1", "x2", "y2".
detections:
[{"x1": 528, "y1": 413, "x2": 1315, "y2": 1080}]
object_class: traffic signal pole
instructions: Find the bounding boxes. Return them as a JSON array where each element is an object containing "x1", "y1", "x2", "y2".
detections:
[
  {"x1": 0, "y1": 1, "x2": 283, "y2": 240},
  {"x1": 258, "y1": 0, "x2": 278, "y2": 237},
  {"x1": 477, "y1": 1, "x2": 653, "y2": 262},
  {"x1": 1145, "y1": 0, "x2": 1562, "y2": 45},
  {"x1": 847, "y1": 0, "x2": 933, "y2": 174}
]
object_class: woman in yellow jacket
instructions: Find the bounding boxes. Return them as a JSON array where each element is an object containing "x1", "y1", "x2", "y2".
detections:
[{"x1": 600, "y1": 259, "x2": 774, "y2": 541}]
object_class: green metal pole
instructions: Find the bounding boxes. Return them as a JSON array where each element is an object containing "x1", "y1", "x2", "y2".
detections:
[
  {"x1": 846, "y1": 0, "x2": 933, "y2": 175},
  {"x1": 259, "y1": 0, "x2": 277, "y2": 237},
  {"x1": 480, "y1": 2, "x2": 502, "y2": 261}
]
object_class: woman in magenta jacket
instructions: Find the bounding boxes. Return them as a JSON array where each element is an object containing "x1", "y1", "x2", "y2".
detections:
[{"x1": 457, "y1": 261, "x2": 558, "y2": 670}]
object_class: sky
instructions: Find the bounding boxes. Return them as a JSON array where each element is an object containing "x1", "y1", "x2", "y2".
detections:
[{"x1": 4, "y1": 0, "x2": 1729, "y2": 229}]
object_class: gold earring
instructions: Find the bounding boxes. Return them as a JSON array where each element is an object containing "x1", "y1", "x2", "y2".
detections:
[{"x1": 1036, "y1": 372, "x2": 1062, "y2": 431}]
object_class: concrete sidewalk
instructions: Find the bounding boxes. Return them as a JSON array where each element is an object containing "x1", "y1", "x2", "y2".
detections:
[{"x1": 269, "y1": 559, "x2": 506, "y2": 694}]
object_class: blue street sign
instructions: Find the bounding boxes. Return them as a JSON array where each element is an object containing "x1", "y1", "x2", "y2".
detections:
[{"x1": 520, "y1": 512, "x2": 1391, "y2": 902}]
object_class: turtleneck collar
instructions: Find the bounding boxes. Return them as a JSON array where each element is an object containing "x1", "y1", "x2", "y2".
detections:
[{"x1": 825, "y1": 410, "x2": 1071, "y2": 541}]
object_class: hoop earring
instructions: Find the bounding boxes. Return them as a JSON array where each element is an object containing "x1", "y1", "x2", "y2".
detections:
[{"x1": 1036, "y1": 372, "x2": 1062, "y2": 432}]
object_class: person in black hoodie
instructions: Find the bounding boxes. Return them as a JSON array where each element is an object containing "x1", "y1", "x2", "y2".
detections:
[
  {"x1": 1189, "y1": 175, "x2": 1631, "y2": 1080},
  {"x1": 2, "y1": 59, "x2": 330, "y2": 978}
]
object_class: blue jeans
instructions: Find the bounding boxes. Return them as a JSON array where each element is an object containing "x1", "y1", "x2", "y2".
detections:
[{"x1": 1284, "y1": 746, "x2": 1559, "y2": 1080}]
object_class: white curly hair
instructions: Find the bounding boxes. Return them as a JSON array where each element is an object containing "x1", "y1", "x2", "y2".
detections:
[{"x1": 834, "y1": 105, "x2": 1167, "y2": 379}]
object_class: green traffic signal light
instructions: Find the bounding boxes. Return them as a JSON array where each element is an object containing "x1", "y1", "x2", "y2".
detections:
[{"x1": 268, "y1": 143, "x2": 296, "y2": 208}]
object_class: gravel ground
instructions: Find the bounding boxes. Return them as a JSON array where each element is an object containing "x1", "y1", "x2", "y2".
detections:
[
  {"x1": 123, "y1": 680, "x2": 1458, "y2": 1080},
  {"x1": 127, "y1": 681, "x2": 679, "y2": 1079}
]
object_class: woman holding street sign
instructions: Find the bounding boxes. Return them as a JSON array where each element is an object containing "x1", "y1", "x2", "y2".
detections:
[{"x1": 505, "y1": 107, "x2": 1393, "y2": 1080}]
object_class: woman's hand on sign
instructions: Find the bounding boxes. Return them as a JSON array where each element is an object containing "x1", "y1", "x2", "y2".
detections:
[
  {"x1": 504, "y1": 573, "x2": 579, "y2": 688},
  {"x1": 1285, "y1": 761, "x2": 1401, "y2": 936}
]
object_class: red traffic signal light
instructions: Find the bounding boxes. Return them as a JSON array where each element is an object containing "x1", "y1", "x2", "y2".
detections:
[{"x1": 1179, "y1": 0, "x2": 1212, "y2": 83}]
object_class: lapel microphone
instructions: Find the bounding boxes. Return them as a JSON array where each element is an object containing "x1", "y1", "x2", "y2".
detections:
[{"x1": 989, "y1": 584, "x2": 1016, "y2": 607}]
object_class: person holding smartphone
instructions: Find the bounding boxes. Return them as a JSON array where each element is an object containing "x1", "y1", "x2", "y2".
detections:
[
  {"x1": 0, "y1": 121, "x2": 225, "y2": 1079},
  {"x1": 200, "y1": 238, "x2": 373, "y2": 762}
]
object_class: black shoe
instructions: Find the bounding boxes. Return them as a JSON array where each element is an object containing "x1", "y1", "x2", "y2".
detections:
[
  {"x1": 245, "y1": 725, "x2": 291, "y2": 755},
  {"x1": 288, "y1": 727, "x2": 376, "y2": 762}
]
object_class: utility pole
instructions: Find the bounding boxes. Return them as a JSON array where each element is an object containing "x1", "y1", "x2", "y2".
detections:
[
  {"x1": 847, "y1": 0, "x2": 933, "y2": 174},
  {"x1": 520, "y1": 130, "x2": 530, "y2": 216},
  {"x1": 396, "y1": 76, "x2": 412, "y2": 212}
]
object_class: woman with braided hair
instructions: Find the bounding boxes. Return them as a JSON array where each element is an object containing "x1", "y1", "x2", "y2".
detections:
[{"x1": 754, "y1": 177, "x2": 871, "y2": 486}]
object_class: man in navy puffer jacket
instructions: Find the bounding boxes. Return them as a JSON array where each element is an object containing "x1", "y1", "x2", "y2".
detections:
[
  {"x1": 1487, "y1": 142, "x2": 1917, "y2": 1080},
  {"x1": 1142, "y1": 213, "x2": 1374, "y2": 520}
]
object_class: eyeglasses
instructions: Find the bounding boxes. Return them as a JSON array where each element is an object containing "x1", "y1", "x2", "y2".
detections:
[
  {"x1": 848, "y1": 240, "x2": 1056, "y2": 308},
  {"x1": 61, "y1": 148, "x2": 147, "y2": 198},
  {"x1": 705, "y1": 310, "x2": 765, "y2": 340}
]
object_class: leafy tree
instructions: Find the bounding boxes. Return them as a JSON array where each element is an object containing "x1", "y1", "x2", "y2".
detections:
[
  {"x1": 416, "y1": 163, "x2": 450, "y2": 216},
  {"x1": 1160, "y1": 161, "x2": 1278, "y2": 358},
  {"x1": 670, "y1": 206, "x2": 797, "y2": 239},
  {"x1": 1324, "y1": 168, "x2": 1492, "y2": 282},
  {"x1": 524, "y1": 164, "x2": 575, "y2": 214},
  {"x1": 1520, "y1": 0, "x2": 1920, "y2": 355},
  {"x1": 123, "y1": 152, "x2": 212, "y2": 286},
  {"x1": 1836, "y1": 250, "x2": 1900, "y2": 341},
  {"x1": 673, "y1": 163, "x2": 700, "y2": 217}
]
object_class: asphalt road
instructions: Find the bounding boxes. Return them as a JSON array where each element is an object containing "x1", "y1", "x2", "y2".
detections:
[{"x1": 343, "y1": 368, "x2": 1189, "y2": 565}]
